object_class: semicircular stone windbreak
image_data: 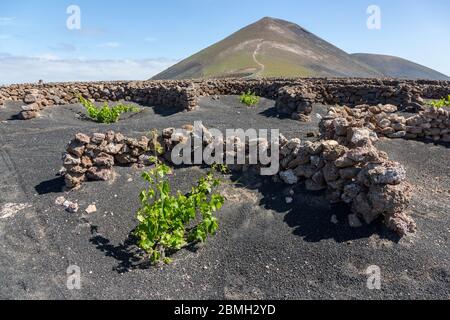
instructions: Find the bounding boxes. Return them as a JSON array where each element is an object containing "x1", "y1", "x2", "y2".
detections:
[
  {"x1": 320, "y1": 104, "x2": 450, "y2": 143},
  {"x1": 58, "y1": 103, "x2": 445, "y2": 237}
]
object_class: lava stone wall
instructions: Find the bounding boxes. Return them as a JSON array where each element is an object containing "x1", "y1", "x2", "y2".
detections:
[
  {"x1": 62, "y1": 119, "x2": 416, "y2": 236},
  {"x1": 191, "y1": 78, "x2": 450, "y2": 121},
  {"x1": 321, "y1": 104, "x2": 450, "y2": 143},
  {"x1": 1, "y1": 78, "x2": 449, "y2": 120},
  {"x1": 0, "y1": 80, "x2": 198, "y2": 119}
]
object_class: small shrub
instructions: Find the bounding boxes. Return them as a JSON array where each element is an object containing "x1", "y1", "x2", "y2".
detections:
[
  {"x1": 239, "y1": 90, "x2": 260, "y2": 107},
  {"x1": 78, "y1": 95, "x2": 140, "y2": 123},
  {"x1": 134, "y1": 163, "x2": 225, "y2": 264},
  {"x1": 212, "y1": 163, "x2": 230, "y2": 174},
  {"x1": 427, "y1": 95, "x2": 450, "y2": 108}
]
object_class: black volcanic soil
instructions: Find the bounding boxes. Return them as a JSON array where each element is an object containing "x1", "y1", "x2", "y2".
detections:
[{"x1": 0, "y1": 96, "x2": 448, "y2": 300}]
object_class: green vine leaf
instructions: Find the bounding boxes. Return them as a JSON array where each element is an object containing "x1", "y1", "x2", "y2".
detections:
[{"x1": 134, "y1": 163, "x2": 225, "y2": 265}]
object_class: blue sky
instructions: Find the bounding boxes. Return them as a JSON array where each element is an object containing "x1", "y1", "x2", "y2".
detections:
[{"x1": 0, "y1": 0, "x2": 449, "y2": 83}]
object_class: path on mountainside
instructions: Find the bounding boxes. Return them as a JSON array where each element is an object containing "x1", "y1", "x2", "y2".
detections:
[{"x1": 252, "y1": 41, "x2": 265, "y2": 77}]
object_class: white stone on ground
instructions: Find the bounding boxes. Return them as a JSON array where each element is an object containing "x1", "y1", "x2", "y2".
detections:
[
  {"x1": 85, "y1": 204, "x2": 97, "y2": 214},
  {"x1": 0, "y1": 203, "x2": 31, "y2": 219}
]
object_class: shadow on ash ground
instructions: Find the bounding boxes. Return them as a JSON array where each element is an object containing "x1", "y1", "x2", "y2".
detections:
[{"x1": 0, "y1": 96, "x2": 448, "y2": 300}]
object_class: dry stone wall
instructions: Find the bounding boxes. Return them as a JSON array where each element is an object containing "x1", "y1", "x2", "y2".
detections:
[
  {"x1": 62, "y1": 118, "x2": 416, "y2": 236},
  {"x1": 0, "y1": 81, "x2": 198, "y2": 119},
  {"x1": 1, "y1": 78, "x2": 449, "y2": 121},
  {"x1": 184, "y1": 78, "x2": 450, "y2": 121},
  {"x1": 189, "y1": 78, "x2": 450, "y2": 121},
  {"x1": 277, "y1": 127, "x2": 414, "y2": 236},
  {"x1": 63, "y1": 131, "x2": 158, "y2": 189},
  {"x1": 320, "y1": 104, "x2": 450, "y2": 143}
]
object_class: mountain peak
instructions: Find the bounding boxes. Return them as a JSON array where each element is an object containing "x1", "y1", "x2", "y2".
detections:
[
  {"x1": 258, "y1": 16, "x2": 277, "y2": 22},
  {"x1": 256, "y1": 16, "x2": 292, "y2": 25},
  {"x1": 250, "y1": 17, "x2": 311, "y2": 35},
  {"x1": 152, "y1": 18, "x2": 448, "y2": 80}
]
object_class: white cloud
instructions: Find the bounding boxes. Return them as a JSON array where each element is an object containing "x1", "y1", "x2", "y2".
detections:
[
  {"x1": 33, "y1": 54, "x2": 60, "y2": 61},
  {"x1": 97, "y1": 42, "x2": 120, "y2": 48},
  {"x1": 0, "y1": 55, "x2": 178, "y2": 84}
]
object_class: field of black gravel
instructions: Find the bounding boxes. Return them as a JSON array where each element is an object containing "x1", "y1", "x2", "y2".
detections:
[{"x1": 0, "y1": 95, "x2": 448, "y2": 300}]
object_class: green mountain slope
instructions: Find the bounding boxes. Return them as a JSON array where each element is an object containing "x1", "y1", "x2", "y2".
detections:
[{"x1": 153, "y1": 17, "x2": 448, "y2": 80}]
